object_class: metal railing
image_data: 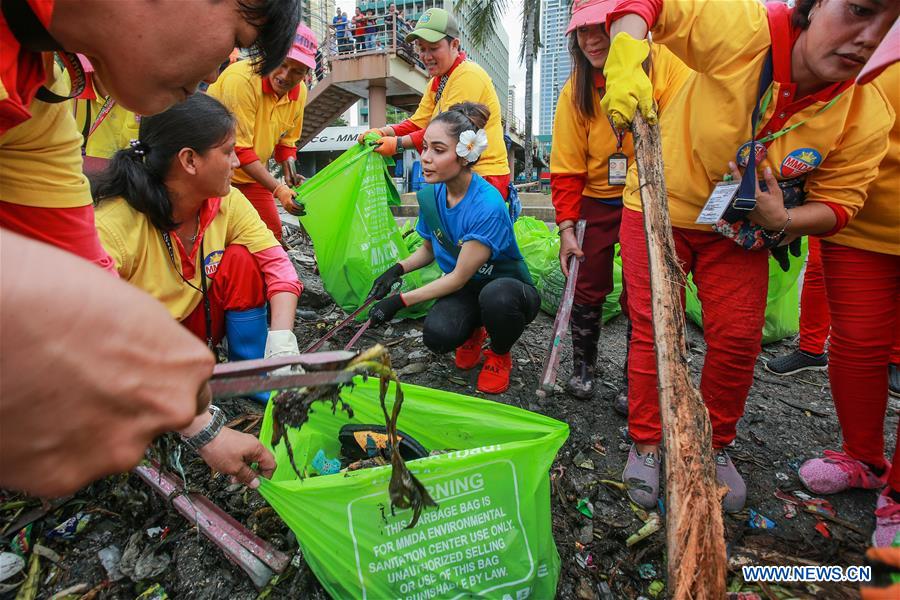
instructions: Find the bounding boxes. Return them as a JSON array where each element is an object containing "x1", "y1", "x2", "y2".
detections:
[{"x1": 320, "y1": 17, "x2": 425, "y2": 73}]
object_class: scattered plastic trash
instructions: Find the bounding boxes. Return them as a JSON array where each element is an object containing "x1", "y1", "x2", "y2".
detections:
[
  {"x1": 46, "y1": 512, "x2": 92, "y2": 540},
  {"x1": 774, "y1": 490, "x2": 835, "y2": 517},
  {"x1": 648, "y1": 580, "x2": 665, "y2": 598},
  {"x1": 145, "y1": 526, "x2": 168, "y2": 539},
  {"x1": 775, "y1": 472, "x2": 789, "y2": 482},
  {"x1": 599, "y1": 479, "x2": 627, "y2": 491},
  {"x1": 98, "y1": 545, "x2": 124, "y2": 582},
  {"x1": 815, "y1": 521, "x2": 832, "y2": 539},
  {"x1": 573, "y1": 451, "x2": 595, "y2": 471},
  {"x1": 630, "y1": 502, "x2": 649, "y2": 523},
  {"x1": 31, "y1": 544, "x2": 60, "y2": 563},
  {"x1": 578, "y1": 523, "x2": 594, "y2": 545},
  {"x1": 577, "y1": 498, "x2": 594, "y2": 518},
  {"x1": 657, "y1": 498, "x2": 665, "y2": 517},
  {"x1": 637, "y1": 563, "x2": 657, "y2": 579},
  {"x1": 135, "y1": 583, "x2": 169, "y2": 600},
  {"x1": 119, "y1": 532, "x2": 171, "y2": 581},
  {"x1": 782, "y1": 503, "x2": 798, "y2": 519},
  {"x1": 0, "y1": 552, "x2": 25, "y2": 583},
  {"x1": 748, "y1": 509, "x2": 776, "y2": 530},
  {"x1": 597, "y1": 581, "x2": 615, "y2": 600},
  {"x1": 311, "y1": 449, "x2": 341, "y2": 475},
  {"x1": 626, "y1": 513, "x2": 661, "y2": 547},
  {"x1": 574, "y1": 552, "x2": 593, "y2": 570},
  {"x1": 12, "y1": 524, "x2": 32, "y2": 556}
]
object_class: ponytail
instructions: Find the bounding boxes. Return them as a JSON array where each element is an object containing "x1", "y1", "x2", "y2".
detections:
[{"x1": 91, "y1": 93, "x2": 235, "y2": 231}]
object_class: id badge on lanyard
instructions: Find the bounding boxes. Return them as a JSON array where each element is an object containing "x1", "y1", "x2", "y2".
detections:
[{"x1": 607, "y1": 117, "x2": 627, "y2": 186}]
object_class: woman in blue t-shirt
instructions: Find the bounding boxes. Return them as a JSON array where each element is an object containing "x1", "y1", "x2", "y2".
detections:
[{"x1": 367, "y1": 102, "x2": 540, "y2": 394}]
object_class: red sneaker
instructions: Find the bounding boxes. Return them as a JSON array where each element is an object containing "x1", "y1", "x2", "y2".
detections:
[
  {"x1": 477, "y1": 349, "x2": 512, "y2": 394},
  {"x1": 455, "y1": 327, "x2": 487, "y2": 369}
]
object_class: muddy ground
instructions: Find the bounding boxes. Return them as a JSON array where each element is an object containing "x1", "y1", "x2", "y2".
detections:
[{"x1": 3, "y1": 230, "x2": 897, "y2": 600}]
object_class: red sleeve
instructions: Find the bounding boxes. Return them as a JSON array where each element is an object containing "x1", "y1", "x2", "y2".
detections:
[
  {"x1": 406, "y1": 128, "x2": 426, "y2": 154},
  {"x1": 273, "y1": 144, "x2": 296, "y2": 163},
  {"x1": 235, "y1": 146, "x2": 260, "y2": 167},
  {"x1": 606, "y1": 0, "x2": 662, "y2": 33},
  {"x1": 252, "y1": 246, "x2": 304, "y2": 299},
  {"x1": 550, "y1": 173, "x2": 586, "y2": 225},
  {"x1": 815, "y1": 201, "x2": 850, "y2": 237},
  {"x1": 391, "y1": 119, "x2": 423, "y2": 137}
]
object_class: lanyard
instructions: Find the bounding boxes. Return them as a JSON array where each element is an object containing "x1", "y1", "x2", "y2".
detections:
[
  {"x1": 752, "y1": 83, "x2": 845, "y2": 145},
  {"x1": 607, "y1": 116, "x2": 625, "y2": 150},
  {"x1": 88, "y1": 95, "x2": 117, "y2": 137},
  {"x1": 161, "y1": 230, "x2": 213, "y2": 350}
]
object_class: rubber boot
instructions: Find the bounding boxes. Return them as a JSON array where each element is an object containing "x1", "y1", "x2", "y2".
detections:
[
  {"x1": 566, "y1": 304, "x2": 602, "y2": 399},
  {"x1": 225, "y1": 305, "x2": 270, "y2": 403}
]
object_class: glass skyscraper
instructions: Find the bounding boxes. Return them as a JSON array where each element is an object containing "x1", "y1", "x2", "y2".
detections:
[{"x1": 538, "y1": 0, "x2": 571, "y2": 136}]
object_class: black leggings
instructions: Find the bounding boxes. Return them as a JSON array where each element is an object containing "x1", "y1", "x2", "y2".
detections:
[{"x1": 423, "y1": 278, "x2": 541, "y2": 355}]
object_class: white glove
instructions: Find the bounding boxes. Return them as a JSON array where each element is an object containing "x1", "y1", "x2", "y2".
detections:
[{"x1": 264, "y1": 330, "x2": 301, "y2": 374}]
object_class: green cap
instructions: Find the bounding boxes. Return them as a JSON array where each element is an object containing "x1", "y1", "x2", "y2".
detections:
[{"x1": 406, "y1": 8, "x2": 460, "y2": 43}]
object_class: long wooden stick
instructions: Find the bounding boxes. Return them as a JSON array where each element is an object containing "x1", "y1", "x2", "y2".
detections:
[
  {"x1": 631, "y1": 113, "x2": 726, "y2": 598},
  {"x1": 537, "y1": 219, "x2": 587, "y2": 396}
]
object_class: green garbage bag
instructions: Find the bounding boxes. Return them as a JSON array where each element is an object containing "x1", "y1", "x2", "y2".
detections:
[
  {"x1": 295, "y1": 137, "x2": 429, "y2": 319},
  {"x1": 513, "y1": 216, "x2": 558, "y2": 283},
  {"x1": 685, "y1": 238, "x2": 808, "y2": 344},
  {"x1": 399, "y1": 218, "x2": 443, "y2": 287},
  {"x1": 258, "y1": 379, "x2": 569, "y2": 600}
]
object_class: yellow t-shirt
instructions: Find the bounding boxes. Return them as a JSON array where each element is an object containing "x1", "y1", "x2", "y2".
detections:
[
  {"x1": 621, "y1": 0, "x2": 894, "y2": 232},
  {"x1": 551, "y1": 44, "x2": 690, "y2": 199},
  {"x1": 95, "y1": 187, "x2": 279, "y2": 320},
  {"x1": 409, "y1": 60, "x2": 509, "y2": 177},
  {"x1": 829, "y1": 65, "x2": 900, "y2": 256},
  {"x1": 72, "y1": 93, "x2": 141, "y2": 160},
  {"x1": 207, "y1": 60, "x2": 307, "y2": 185},
  {"x1": 0, "y1": 61, "x2": 90, "y2": 208}
]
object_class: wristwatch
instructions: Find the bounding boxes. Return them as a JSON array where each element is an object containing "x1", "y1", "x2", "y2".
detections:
[{"x1": 180, "y1": 405, "x2": 226, "y2": 452}]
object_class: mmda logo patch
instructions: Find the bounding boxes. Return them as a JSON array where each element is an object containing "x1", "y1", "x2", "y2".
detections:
[{"x1": 780, "y1": 148, "x2": 822, "y2": 177}]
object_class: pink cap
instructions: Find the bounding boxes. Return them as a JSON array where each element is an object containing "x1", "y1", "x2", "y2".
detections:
[
  {"x1": 858, "y1": 18, "x2": 899, "y2": 84},
  {"x1": 286, "y1": 23, "x2": 318, "y2": 70},
  {"x1": 566, "y1": 0, "x2": 617, "y2": 35}
]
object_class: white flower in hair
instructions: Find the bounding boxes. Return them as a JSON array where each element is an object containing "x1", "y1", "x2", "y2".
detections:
[{"x1": 456, "y1": 129, "x2": 489, "y2": 164}]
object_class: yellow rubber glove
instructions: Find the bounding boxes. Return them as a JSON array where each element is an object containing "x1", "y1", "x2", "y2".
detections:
[{"x1": 601, "y1": 33, "x2": 657, "y2": 129}]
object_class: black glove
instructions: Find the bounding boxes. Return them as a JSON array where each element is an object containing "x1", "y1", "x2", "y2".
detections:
[
  {"x1": 367, "y1": 263, "x2": 404, "y2": 301},
  {"x1": 369, "y1": 294, "x2": 405, "y2": 326},
  {"x1": 770, "y1": 237, "x2": 804, "y2": 273}
]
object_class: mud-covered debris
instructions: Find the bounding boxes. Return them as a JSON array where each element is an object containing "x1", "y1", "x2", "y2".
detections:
[
  {"x1": 119, "y1": 531, "x2": 171, "y2": 581},
  {"x1": 397, "y1": 362, "x2": 428, "y2": 376},
  {"x1": 98, "y1": 544, "x2": 123, "y2": 581},
  {"x1": 0, "y1": 551, "x2": 24, "y2": 583}
]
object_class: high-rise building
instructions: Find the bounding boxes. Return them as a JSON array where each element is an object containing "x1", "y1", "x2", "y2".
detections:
[
  {"x1": 355, "y1": 0, "x2": 510, "y2": 121},
  {"x1": 506, "y1": 85, "x2": 516, "y2": 130},
  {"x1": 539, "y1": 0, "x2": 571, "y2": 136}
]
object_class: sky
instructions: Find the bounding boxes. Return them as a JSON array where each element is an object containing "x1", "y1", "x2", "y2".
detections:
[{"x1": 333, "y1": 0, "x2": 535, "y2": 128}]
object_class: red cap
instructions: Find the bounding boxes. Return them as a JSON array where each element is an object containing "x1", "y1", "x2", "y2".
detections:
[
  {"x1": 858, "y1": 18, "x2": 899, "y2": 84},
  {"x1": 566, "y1": 0, "x2": 617, "y2": 35},
  {"x1": 286, "y1": 24, "x2": 318, "y2": 70}
]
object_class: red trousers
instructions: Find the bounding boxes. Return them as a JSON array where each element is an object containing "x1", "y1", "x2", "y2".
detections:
[
  {"x1": 181, "y1": 245, "x2": 266, "y2": 345},
  {"x1": 801, "y1": 236, "x2": 900, "y2": 362},
  {"x1": 575, "y1": 198, "x2": 626, "y2": 311},
  {"x1": 821, "y1": 241, "x2": 900, "y2": 491},
  {"x1": 482, "y1": 174, "x2": 510, "y2": 200},
  {"x1": 235, "y1": 181, "x2": 282, "y2": 241},
  {"x1": 620, "y1": 208, "x2": 769, "y2": 447},
  {"x1": 0, "y1": 202, "x2": 117, "y2": 274}
]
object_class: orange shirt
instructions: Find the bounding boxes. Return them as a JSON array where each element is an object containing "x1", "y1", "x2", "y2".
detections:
[
  {"x1": 207, "y1": 60, "x2": 307, "y2": 185},
  {"x1": 551, "y1": 44, "x2": 690, "y2": 199},
  {"x1": 620, "y1": 0, "x2": 894, "y2": 233},
  {"x1": 829, "y1": 65, "x2": 900, "y2": 256}
]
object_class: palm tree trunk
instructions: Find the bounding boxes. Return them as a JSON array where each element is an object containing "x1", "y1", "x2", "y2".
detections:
[{"x1": 523, "y1": 7, "x2": 535, "y2": 181}]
